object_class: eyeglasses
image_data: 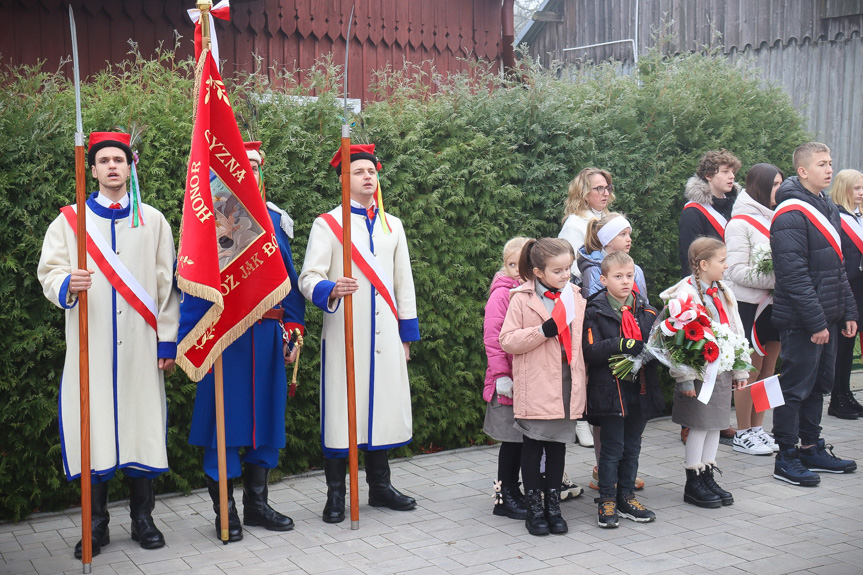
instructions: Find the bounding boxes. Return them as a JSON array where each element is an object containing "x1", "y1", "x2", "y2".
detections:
[{"x1": 590, "y1": 185, "x2": 614, "y2": 195}]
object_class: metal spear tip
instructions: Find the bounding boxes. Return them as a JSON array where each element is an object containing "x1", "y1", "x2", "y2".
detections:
[{"x1": 197, "y1": 0, "x2": 213, "y2": 9}]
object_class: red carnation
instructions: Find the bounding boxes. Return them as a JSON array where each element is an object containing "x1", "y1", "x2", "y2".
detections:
[
  {"x1": 684, "y1": 321, "x2": 704, "y2": 341},
  {"x1": 702, "y1": 341, "x2": 720, "y2": 362}
]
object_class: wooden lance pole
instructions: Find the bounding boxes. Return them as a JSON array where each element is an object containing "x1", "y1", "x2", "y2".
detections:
[
  {"x1": 341, "y1": 2, "x2": 361, "y2": 531},
  {"x1": 195, "y1": 0, "x2": 230, "y2": 544},
  {"x1": 68, "y1": 6, "x2": 93, "y2": 573}
]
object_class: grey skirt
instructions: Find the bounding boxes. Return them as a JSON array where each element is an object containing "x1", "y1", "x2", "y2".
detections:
[
  {"x1": 483, "y1": 393, "x2": 523, "y2": 443},
  {"x1": 514, "y1": 362, "x2": 578, "y2": 443},
  {"x1": 672, "y1": 371, "x2": 732, "y2": 430}
]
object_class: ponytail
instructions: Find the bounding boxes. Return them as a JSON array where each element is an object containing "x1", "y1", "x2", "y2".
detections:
[
  {"x1": 518, "y1": 238, "x2": 573, "y2": 282},
  {"x1": 518, "y1": 239, "x2": 538, "y2": 281}
]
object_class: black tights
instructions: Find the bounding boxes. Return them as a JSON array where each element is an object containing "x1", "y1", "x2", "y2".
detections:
[
  {"x1": 497, "y1": 442, "x2": 522, "y2": 486},
  {"x1": 521, "y1": 436, "x2": 565, "y2": 492}
]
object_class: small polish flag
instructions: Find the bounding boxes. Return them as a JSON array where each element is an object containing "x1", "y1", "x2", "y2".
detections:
[
  {"x1": 551, "y1": 283, "x2": 577, "y2": 364},
  {"x1": 750, "y1": 375, "x2": 785, "y2": 412}
]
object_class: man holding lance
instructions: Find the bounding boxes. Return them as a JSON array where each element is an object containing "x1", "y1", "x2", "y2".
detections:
[
  {"x1": 299, "y1": 144, "x2": 420, "y2": 523},
  {"x1": 188, "y1": 141, "x2": 306, "y2": 541},
  {"x1": 37, "y1": 131, "x2": 180, "y2": 557}
]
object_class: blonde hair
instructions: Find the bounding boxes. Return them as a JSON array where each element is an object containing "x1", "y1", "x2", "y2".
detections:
[
  {"x1": 562, "y1": 167, "x2": 615, "y2": 222},
  {"x1": 600, "y1": 250, "x2": 634, "y2": 276},
  {"x1": 499, "y1": 237, "x2": 529, "y2": 274},
  {"x1": 688, "y1": 237, "x2": 729, "y2": 315},
  {"x1": 793, "y1": 142, "x2": 830, "y2": 172},
  {"x1": 584, "y1": 212, "x2": 625, "y2": 253},
  {"x1": 830, "y1": 169, "x2": 863, "y2": 213}
]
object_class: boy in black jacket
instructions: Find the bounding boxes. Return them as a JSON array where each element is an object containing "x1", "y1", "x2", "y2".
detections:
[
  {"x1": 770, "y1": 142, "x2": 858, "y2": 486},
  {"x1": 583, "y1": 252, "x2": 664, "y2": 529}
]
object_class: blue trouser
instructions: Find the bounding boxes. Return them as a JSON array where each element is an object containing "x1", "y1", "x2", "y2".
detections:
[
  {"x1": 204, "y1": 445, "x2": 279, "y2": 481},
  {"x1": 597, "y1": 403, "x2": 647, "y2": 499},
  {"x1": 773, "y1": 326, "x2": 838, "y2": 451}
]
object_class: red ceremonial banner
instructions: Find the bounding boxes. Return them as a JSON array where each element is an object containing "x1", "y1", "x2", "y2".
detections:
[{"x1": 175, "y1": 50, "x2": 290, "y2": 381}]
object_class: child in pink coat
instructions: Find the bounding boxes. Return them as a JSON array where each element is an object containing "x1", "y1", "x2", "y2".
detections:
[
  {"x1": 500, "y1": 238, "x2": 588, "y2": 537},
  {"x1": 483, "y1": 238, "x2": 529, "y2": 520}
]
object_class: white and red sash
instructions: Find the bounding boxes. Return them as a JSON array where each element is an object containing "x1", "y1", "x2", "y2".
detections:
[
  {"x1": 730, "y1": 213, "x2": 770, "y2": 239},
  {"x1": 60, "y1": 206, "x2": 158, "y2": 330},
  {"x1": 772, "y1": 199, "x2": 843, "y2": 261},
  {"x1": 320, "y1": 212, "x2": 399, "y2": 320},
  {"x1": 684, "y1": 201, "x2": 728, "y2": 238},
  {"x1": 840, "y1": 213, "x2": 863, "y2": 254}
]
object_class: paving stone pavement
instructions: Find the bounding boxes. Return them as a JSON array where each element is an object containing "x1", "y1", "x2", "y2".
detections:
[{"x1": 3, "y1": 395, "x2": 863, "y2": 575}]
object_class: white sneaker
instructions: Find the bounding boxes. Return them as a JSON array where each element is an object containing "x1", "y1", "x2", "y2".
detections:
[
  {"x1": 732, "y1": 429, "x2": 773, "y2": 455},
  {"x1": 560, "y1": 472, "x2": 584, "y2": 501},
  {"x1": 756, "y1": 429, "x2": 779, "y2": 452},
  {"x1": 576, "y1": 421, "x2": 594, "y2": 447}
]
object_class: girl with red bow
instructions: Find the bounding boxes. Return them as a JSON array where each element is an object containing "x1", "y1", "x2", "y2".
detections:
[{"x1": 660, "y1": 237, "x2": 749, "y2": 509}]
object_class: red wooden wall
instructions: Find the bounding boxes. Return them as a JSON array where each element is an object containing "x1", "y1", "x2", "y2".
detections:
[{"x1": 1, "y1": 0, "x2": 504, "y2": 103}]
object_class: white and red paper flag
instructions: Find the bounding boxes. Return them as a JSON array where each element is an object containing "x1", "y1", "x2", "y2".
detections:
[
  {"x1": 748, "y1": 375, "x2": 785, "y2": 413},
  {"x1": 175, "y1": 49, "x2": 290, "y2": 381},
  {"x1": 551, "y1": 284, "x2": 577, "y2": 364}
]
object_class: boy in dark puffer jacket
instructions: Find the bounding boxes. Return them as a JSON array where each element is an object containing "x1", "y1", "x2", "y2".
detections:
[
  {"x1": 770, "y1": 142, "x2": 858, "y2": 487},
  {"x1": 583, "y1": 252, "x2": 665, "y2": 529}
]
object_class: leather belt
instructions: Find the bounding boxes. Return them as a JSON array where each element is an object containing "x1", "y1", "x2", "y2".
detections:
[{"x1": 261, "y1": 308, "x2": 283, "y2": 321}]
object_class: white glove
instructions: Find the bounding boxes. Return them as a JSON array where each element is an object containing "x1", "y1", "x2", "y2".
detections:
[{"x1": 496, "y1": 376, "x2": 514, "y2": 399}]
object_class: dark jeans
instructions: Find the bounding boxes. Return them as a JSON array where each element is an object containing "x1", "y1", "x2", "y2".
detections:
[
  {"x1": 597, "y1": 403, "x2": 646, "y2": 499},
  {"x1": 833, "y1": 330, "x2": 858, "y2": 400},
  {"x1": 772, "y1": 326, "x2": 838, "y2": 450}
]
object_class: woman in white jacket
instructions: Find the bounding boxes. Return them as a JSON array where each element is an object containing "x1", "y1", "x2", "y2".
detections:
[
  {"x1": 559, "y1": 167, "x2": 615, "y2": 279},
  {"x1": 724, "y1": 164, "x2": 784, "y2": 455}
]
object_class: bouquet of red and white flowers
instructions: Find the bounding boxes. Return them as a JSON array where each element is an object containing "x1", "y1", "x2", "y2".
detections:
[{"x1": 647, "y1": 293, "x2": 753, "y2": 402}]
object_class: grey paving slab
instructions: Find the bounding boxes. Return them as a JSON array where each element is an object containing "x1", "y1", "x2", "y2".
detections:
[{"x1": 5, "y1": 396, "x2": 863, "y2": 575}]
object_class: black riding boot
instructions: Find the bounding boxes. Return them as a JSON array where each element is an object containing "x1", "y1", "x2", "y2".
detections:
[
  {"x1": 523, "y1": 489, "x2": 549, "y2": 536},
  {"x1": 364, "y1": 450, "x2": 416, "y2": 510},
  {"x1": 683, "y1": 466, "x2": 722, "y2": 508},
  {"x1": 543, "y1": 488, "x2": 568, "y2": 534},
  {"x1": 128, "y1": 477, "x2": 165, "y2": 549},
  {"x1": 242, "y1": 464, "x2": 294, "y2": 531},
  {"x1": 322, "y1": 457, "x2": 347, "y2": 523},
  {"x1": 74, "y1": 481, "x2": 110, "y2": 559},
  {"x1": 701, "y1": 464, "x2": 734, "y2": 506},
  {"x1": 205, "y1": 476, "x2": 243, "y2": 542},
  {"x1": 493, "y1": 482, "x2": 527, "y2": 520}
]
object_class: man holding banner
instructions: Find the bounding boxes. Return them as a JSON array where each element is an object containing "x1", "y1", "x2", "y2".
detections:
[
  {"x1": 188, "y1": 141, "x2": 305, "y2": 541},
  {"x1": 299, "y1": 144, "x2": 420, "y2": 523},
  {"x1": 38, "y1": 131, "x2": 180, "y2": 557}
]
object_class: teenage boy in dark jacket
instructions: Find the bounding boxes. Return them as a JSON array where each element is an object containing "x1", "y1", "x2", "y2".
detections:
[
  {"x1": 770, "y1": 142, "x2": 858, "y2": 486},
  {"x1": 583, "y1": 251, "x2": 664, "y2": 529}
]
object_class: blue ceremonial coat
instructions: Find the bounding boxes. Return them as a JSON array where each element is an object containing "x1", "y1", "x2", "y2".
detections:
[{"x1": 189, "y1": 208, "x2": 305, "y2": 451}]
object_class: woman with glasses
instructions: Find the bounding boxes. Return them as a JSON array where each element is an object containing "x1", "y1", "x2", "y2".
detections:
[{"x1": 559, "y1": 168, "x2": 616, "y2": 280}]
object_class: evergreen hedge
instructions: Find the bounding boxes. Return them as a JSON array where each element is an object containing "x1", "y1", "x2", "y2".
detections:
[{"x1": 0, "y1": 45, "x2": 808, "y2": 521}]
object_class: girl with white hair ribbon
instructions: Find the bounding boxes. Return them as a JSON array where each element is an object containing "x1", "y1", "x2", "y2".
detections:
[{"x1": 577, "y1": 213, "x2": 648, "y2": 300}]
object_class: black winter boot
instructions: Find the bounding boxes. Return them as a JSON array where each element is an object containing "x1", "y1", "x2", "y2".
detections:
[
  {"x1": 493, "y1": 482, "x2": 527, "y2": 520},
  {"x1": 683, "y1": 466, "x2": 722, "y2": 508},
  {"x1": 322, "y1": 457, "x2": 347, "y2": 523},
  {"x1": 701, "y1": 464, "x2": 733, "y2": 506},
  {"x1": 828, "y1": 392, "x2": 860, "y2": 420},
  {"x1": 128, "y1": 477, "x2": 165, "y2": 550},
  {"x1": 847, "y1": 391, "x2": 863, "y2": 416},
  {"x1": 543, "y1": 489, "x2": 568, "y2": 534},
  {"x1": 524, "y1": 489, "x2": 549, "y2": 536},
  {"x1": 242, "y1": 464, "x2": 294, "y2": 531},
  {"x1": 74, "y1": 481, "x2": 110, "y2": 559},
  {"x1": 364, "y1": 450, "x2": 416, "y2": 511},
  {"x1": 205, "y1": 476, "x2": 243, "y2": 542}
]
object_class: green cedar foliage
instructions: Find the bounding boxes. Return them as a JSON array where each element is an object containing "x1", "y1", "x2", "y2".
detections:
[{"x1": 0, "y1": 45, "x2": 807, "y2": 520}]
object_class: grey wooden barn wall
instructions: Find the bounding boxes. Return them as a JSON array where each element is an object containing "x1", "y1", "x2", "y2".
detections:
[{"x1": 520, "y1": 0, "x2": 863, "y2": 172}]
